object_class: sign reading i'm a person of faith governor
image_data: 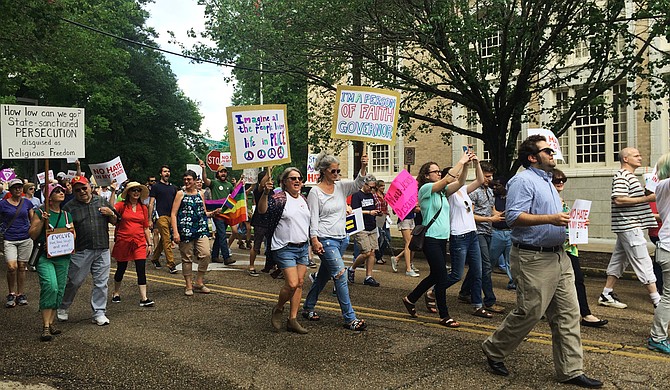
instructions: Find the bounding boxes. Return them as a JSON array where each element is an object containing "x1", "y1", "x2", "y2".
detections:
[
  {"x1": 332, "y1": 85, "x2": 400, "y2": 145},
  {"x1": 1, "y1": 104, "x2": 85, "y2": 159}
]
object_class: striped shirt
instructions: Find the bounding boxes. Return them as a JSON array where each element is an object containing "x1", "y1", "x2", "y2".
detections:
[{"x1": 610, "y1": 169, "x2": 657, "y2": 232}]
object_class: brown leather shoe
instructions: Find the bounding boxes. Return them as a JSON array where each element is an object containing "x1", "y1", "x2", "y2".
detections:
[
  {"x1": 287, "y1": 318, "x2": 308, "y2": 334},
  {"x1": 271, "y1": 305, "x2": 284, "y2": 330}
]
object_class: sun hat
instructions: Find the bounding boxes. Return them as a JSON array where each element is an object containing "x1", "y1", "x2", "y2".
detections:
[{"x1": 121, "y1": 181, "x2": 149, "y2": 201}]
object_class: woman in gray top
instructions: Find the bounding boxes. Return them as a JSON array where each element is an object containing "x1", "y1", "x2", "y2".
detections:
[{"x1": 302, "y1": 153, "x2": 368, "y2": 331}]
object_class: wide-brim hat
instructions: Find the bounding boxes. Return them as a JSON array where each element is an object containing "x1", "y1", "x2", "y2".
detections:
[{"x1": 121, "y1": 181, "x2": 149, "y2": 201}]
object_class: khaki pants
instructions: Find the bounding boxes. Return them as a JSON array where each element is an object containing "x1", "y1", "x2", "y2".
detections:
[
  {"x1": 482, "y1": 247, "x2": 583, "y2": 382},
  {"x1": 178, "y1": 237, "x2": 210, "y2": 276},
  {"x1": 152, "y1": 216, "x2": 175, "y2": 268}
]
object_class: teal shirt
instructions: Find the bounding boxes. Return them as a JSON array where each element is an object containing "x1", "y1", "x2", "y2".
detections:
[{"x1": 419, "y1": 183, "x2": 450, "y2": 239}]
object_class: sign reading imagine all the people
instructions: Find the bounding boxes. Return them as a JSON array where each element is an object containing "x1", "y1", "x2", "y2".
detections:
[
  {"x1": 226, "y1": 104, "x2": 291, "y2": 169},
  {"x1": 331, "y1": 85, "x2": 400, "y2": 145},
  {"x1": 0, "y1": 104, "x2": 85, "y2": 159}
]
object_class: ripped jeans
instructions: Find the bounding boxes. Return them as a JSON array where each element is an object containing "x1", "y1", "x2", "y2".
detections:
[{"x1": 303, "y1": 237, "x2": 357, "y2": 324}]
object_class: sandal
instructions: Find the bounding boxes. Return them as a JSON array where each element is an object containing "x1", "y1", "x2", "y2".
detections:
[
  {"x1": 375, "y1": 259, "x2": 386, "y2": 264},
  {"x1": 193, "y1": 284, "x2": 211, "y2": 294},
  {"x1": 439, "y1": 318, "x2": 461, "y2": 328},
  {"x1": 425, "y1": 293, "x2": 437, "y2": 313},
  {"x1": 402, "y1": 297, "x2": 418, "y2": 318},
  {"x1": 344, "y1": 318, "x2": 367, "y2": 331},
  {"x1": 472, "y1": 307, "x2": 493, "y2": 318},
  {"x1": 301, "y1": 311, "x2": 321, "y2": 321}
]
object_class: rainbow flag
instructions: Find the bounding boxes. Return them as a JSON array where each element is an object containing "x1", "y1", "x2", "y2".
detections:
[{"x1": 205, "y1": 181, "x2": 248, "y2": 226}]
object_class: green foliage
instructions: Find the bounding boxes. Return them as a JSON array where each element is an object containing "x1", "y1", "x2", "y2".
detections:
[{"x1": 0, "y1": 0, "x2": 204, "y2": 183}]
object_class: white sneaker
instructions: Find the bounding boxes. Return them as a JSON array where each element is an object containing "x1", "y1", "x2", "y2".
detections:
[
  {"x1": 405, "y1": 270, "x2": 420, "y2": 277},
  {"x1": 56, "y1": 309, "x2": 69, "y2": 322},
  {"x1": 411, "y1": 263, "x2": 419, "y2": 272},
  {"x1": 92, "y1": 314, "x2": 110, "y2": 326},
  {"x1": 390, "y1": 256, "x2": 398, "y2": 273},
  {"x1": 598, "y1": 292, "x2": 628, "y2": 309}
]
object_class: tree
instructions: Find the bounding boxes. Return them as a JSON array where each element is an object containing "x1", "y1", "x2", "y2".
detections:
[{"x1": 195, "y1": 0, "x2": 670, "y2": 176}]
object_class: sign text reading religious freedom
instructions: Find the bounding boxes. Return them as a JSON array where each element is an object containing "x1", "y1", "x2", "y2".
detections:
[
  {"x1": 226, "y1": 104, "x2": 291, "y2": 169},
  {"x1": 332, "y1": 85, "x2": 400, "y2": 145},
  {"x1": 1, "y1": 104, "x2": 85, "y2": 159}
]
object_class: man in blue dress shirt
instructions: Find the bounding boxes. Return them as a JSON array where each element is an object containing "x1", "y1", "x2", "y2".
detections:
[{"x1": 481, "y1": 135, "x2": 602, "y2": 388}]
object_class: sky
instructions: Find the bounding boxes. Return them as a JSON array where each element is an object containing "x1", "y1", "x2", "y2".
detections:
[{"x1": 145, "y1": 0, "x2": 233, "y2": 141}]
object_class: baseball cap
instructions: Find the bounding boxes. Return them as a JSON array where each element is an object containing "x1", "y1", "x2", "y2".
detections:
[
  {"x1": 48, "y1": 183, "x2": 66, "y2": 196},
  {"x1": 70, "y1": 175, "x2": 89, "y2": 186},
  {"x1": 56, "y1": 172, "x2": 66, "y2": 180},
  {"x1": 8, "y1": 179, "x2": 23, "y2": 188}
]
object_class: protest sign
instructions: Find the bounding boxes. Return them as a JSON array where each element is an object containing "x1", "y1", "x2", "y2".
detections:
[
  {"x1": 644, "y1": 165, "x2": 659, "y2": 193},
  {"x1": 46, "y1": 228, "x2": 76, "y2": 258},
  {"x1": 186, "y1": 164, "x2": 203, "y2": 179},
  {"x1": 243, "y1": 168, "x2": 258, "y2": 184},
  {"x1": 1, "y1": 104, "x2": 85, "y2": 159},
  {"x1": 0, "y1": 168, "x2": 16, "y2": 182},
  {"x1": 226, "y1": 104, "x2": 291, "y2": 169},
  {"x1": 332, "y1": 85, "x2": 400, "y2": 145},
  {"x1": 89, "y1": 156, "x2": 128, "y2": 186},
  {"x1": 37, "y1": 170, "x2": 54, "y2": 184},
  {"x1": 345, "y1": 208, "x2": 365, "y2": 236},
  {"x1": 568, "y1": 199, "x2": 591, "y2": 245},
  {"x1": 384, "y1": 170, "x2": 419, "y2": 221},
  {"x1": 66, "y1": 170, "x2": 85, "y2": 180},
  {"x1": 527, "y1": 128, "x2": 564, "y2": 161},
  {"x1": 205, "y1": 150, "x2": 232, "y2": 170},
  {"x1": 306, "y1": 154, "x2": 320, "y2": 185}
]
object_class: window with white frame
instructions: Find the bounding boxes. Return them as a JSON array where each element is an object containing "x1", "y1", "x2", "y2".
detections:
[
  {"x1": 465, "y1": 108, "x2": 490, "y2": 160},
  {"x1": 480, "y1": 32, "x2": 501, "y2": 74},
  {"x1": 575, "y1": 103, "x2": 606, "y2": 164},
  {"x1": 555, "y1": 91, "x2": 570, "y2": 164},
  {"x1": 612, "y1": 84, "x2": 628, "y2": 161},
  {"x1": 393, "y1": 144, "x2": 400, "y2": 172},
  {"x1": 371, "y1": 144, "x2": 390, "y2": 173}
]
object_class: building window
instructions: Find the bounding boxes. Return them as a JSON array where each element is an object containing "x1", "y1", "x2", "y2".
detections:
[
  {"x1": 574, "y1": 103, "x2": 606, "y2": 164},
  {"x1": 465, "y1": 108, "x2": 490, "y2": 160},
  {"x1": 393, "y1": 144, "x2": 400, "y2": 172},
  {"x1": 555, "y1": 91, "x2": 570, "y2": 164},
  {"x1": 612, "y1": 84, "x2": 628, "y2": 161},
  {"x1": 480, "y1": 32, "x2": 500, "y2": 74},
  {"x1": 371, "y1": 144, "x2": 390, "y2": 173}
]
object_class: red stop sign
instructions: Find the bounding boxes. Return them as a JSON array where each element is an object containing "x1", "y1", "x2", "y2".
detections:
[{"x1": 206, "y1": 150, "x2": 223, "y2": 171}]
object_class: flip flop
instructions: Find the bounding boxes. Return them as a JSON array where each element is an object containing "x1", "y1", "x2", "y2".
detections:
[
  {"x1": 472, "y1": 307, "x2": 493, "y2": 318},
  {"x1": 425, "y1": 293, "x2": 437, "y2": 313},
  {"x1": 402, "y1": 297, "x2": 418, "y2": 318},
  {"x1": 439, "y1": 318, "x2": 460, "y2": 328}
]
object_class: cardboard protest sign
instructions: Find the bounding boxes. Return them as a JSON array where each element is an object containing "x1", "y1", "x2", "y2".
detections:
[
  {"x1": 527, "y1": 128, "x2": 564, "y2": 161},
  {"x1": 568, "y1": 199, "x2": 591, "y2": 245},
  {"x1": 37, "y1": 170, "x2": 54, "y2": 184},
  {"x1": 1, "y1": 104, "x2": 85, "y2": 159},
  {"x1": 644, "y1": 165, "x2": 659, "y2": 193},
  {"x1": 332, "y1": 85, "x2": 400, "y2": 145},
  {"x1": 243, "y1": 168, "x2": 258, "y2": 184},
  {"x1": 66, "y1": 170, "x2": 85, "y2": 180},
  {"x1": 186, "y1": 164, "x2": 203, "y2": 179},
  {"x1": 306, "y1": 154, "x2": 320, "y2": 185},
  {"x1": 0, "y1": 168, "x2": 16, "y2": 182},
  {"x1": 226, "y1": 104, "x2": 291, "y2": 169},
  {"x1": 384, "y1": 170, "x2": 418, "y2": 221},
  {"x1": 345, "y1": 208, "x2": 365, "y2": 236},
  {"x1": 89, "y1": 156, "x2": 128, "y2": 186}
]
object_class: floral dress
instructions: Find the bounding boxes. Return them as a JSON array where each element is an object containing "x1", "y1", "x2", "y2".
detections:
[{"x1": 176, "y1": 193, "x2": 209, "y2": 242}]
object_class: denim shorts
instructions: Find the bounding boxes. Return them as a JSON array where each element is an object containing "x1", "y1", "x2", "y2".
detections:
[{"x1": 274, "y1": 243, "x2": 309, "y2": 269}]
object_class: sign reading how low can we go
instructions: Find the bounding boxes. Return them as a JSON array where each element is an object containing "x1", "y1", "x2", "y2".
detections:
[
  {"x1": 0, "y1": 104, "x2": 85, "y2": 159},
  {"x1": 332, "y1": 85, "x2": 400, "y2": 145},
  {"x1": 226, "y1": 104, "x2": 291, "y2": 169}
]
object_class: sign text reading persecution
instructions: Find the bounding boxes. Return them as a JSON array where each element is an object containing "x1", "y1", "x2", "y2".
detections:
[
  {"x1": 226, "y1": 104, "x2": 291, "y2": 169},
  {"x1": 332, "y1": 85, "x2": 400, "y2": 145},
  {"x1": 0, "y1": 104, "x2": 85, "y2": 159}
]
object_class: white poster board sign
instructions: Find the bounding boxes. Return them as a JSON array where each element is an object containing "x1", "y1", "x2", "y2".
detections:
[
  {"x1": 186, "y1": 164, "x2": 203, "y2": 179},
  {"x1": 37, "y1": 170, "x2": 55, "y2": 185},
  {"x1": 345, "y1": 208, "x2": 365, "y2": 236},
  {"x1": 89, "y1": 156, "x2": 128, "y2": 186},
  {"x1": 243, "y1": 168, "x2": 258, "y2": 184},
  {"x1": 332, "y1": 85, "x2": 400, "y2": 145},
  {"x1": 1, "y1": 104, "x2": 85, "y2": 159},
  {"x1": 644, "y1": 165, "x2": 659, "y2": 193},
  {"x1": 46, "y1": 229, "x2": 75, "y2": 258},
  {"x1": 306, "y1": 153, "x2": 320, "y2": 185},
  {"x1": 568, "y1": 199, "x2": 591, "y2": 245},
  {"x1": 527, "y1": 128, "x2": 564, "y2": 161},
  {"x1": 66, "y1": 170, "x2": 85, "y2": 180}
]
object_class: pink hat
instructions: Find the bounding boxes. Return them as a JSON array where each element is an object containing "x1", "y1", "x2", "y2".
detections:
[{"x1": 48, "y1": 183, "x2": 66, "y2": 197}]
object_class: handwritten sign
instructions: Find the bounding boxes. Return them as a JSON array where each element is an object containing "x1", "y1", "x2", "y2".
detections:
[
  {"x1": 1, "y1": 104, "x2": 85, "y2": 159},
  {"x1": 644, "y1": 165, "x2": 659, "y2": 193},
  {"x1": 332, "y1": 85, "x2": 400, "y2": 145},
  {"x1": 186, "y1": 164, "x2": 203, "y2": 179},
  {"x1": 46, "y1": 228, "x2": 75, "y2": 258},
  {"x1": 384, "y1": 170, "x2": 419, "y2": 220},
  {"x1": 226, "y1": 104, "x2": 291, "y2": 169},
  {"x1": 66, "y1": 170, "x2": 85, "y2": 180},
  {"x1": 0, "y1": 168, "x2": 16, "y2": 182},
  {"x1": 89, "y1": 156, "x2": 128, "y2": 186},
  {"x1": 37, "y1": 170, "x2": 54, "y2": 185},
  {"x1": 568, "y1": 199, "x2": 591, "y2": 245},
  {"x1": 527, "y1": 128, "x2": 564, "y2": 161},
  {"x1": 345, "y1": 208, "x2": 365, "y2": 235},
  {"x1": 306, "y1": 153, "x2": 320, "y2": 185},
  {"x1": 243, "y1": 168, "x2": 258, "y2": 184}
]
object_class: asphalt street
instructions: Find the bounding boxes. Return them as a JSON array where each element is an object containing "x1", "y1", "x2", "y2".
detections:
[{"x1": 1, "y1": 244, "x2": 669, "y2": 389}]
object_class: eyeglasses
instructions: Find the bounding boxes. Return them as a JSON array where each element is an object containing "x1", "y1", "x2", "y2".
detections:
[
  {"x1": 287, "y1": 176, "x2": 302, "y2": 181},
  {"x1": 330, "y1": 169, "x2": 341, "y2": 175},
  {"x1": 73, "y1": 187, "x2": 88, "y2": 193},
  {"x1": 464, "y1": 200, "x2": 471, "y2": 213},
  {"x1": 552, "y1": 178, "x2": 567, "y2": 184},
  {"x1": 428, "y1": 170, "x2": 441, "y2": 175},
  {"x1": 10, "y1": 186, "x2": 23, "y2": 191},
  {"x1": 538, "y1": 147, "x2": 555, "y2": 156},
  {"x1": 129, "y1": 188, "x2": 142, "y2": 193}
]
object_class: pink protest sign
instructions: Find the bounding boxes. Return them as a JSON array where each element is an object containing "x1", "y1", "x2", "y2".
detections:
[
  {"x1": 0, "y1": 168, "x2": 16, "y2": 181},
  {"x1": 384, "y1": 169, "x2": 418, "y2": 221}
]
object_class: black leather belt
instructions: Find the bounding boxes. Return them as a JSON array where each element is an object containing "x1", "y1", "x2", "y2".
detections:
[
  {"x1": 287, "y1": 242, "x2": 307, "y2": 248},
  {"x1": 513, "y1": 243, "x2": 561, "y2": 253}
]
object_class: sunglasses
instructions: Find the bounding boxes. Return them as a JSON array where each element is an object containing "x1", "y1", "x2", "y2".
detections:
[
  {"x1": 552, "y1": 178, "x2": 567, "y2": 184},
  {"x1": 28, "y1": 187, "x2": 35, "y2": 190},
  {"x1": 148, "y1": 180, "x2": 156, "y2": 183},
  {"x1": 287, "y1": 176, "x2": 302, "y2": 181},
  {"x1": 51, "y1": 188, "x2": 64, "y2": 194},
  {"x1": 129, "y1": 188, "x2": 142, "y2": 193},
  {"x1": 464, "y1": 200, "x2": 471, "y2": 213},
  {"x1": 73, "y1": 187, "x2": 88, "y2": 193},
  {"x1": 330, "y1": 169, "x2": 341, "y2": 175},
  {"x1": 538, "y1": 147, "x2": 555, "y2": 156},
  {"x1": 367, "y1": 185, "x2": 377, "y2": 190}
]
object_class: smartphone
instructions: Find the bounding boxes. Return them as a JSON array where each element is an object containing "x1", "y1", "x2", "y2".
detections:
[{"x1": 462, "y1": 146, "x2": 468, "y2": 153}]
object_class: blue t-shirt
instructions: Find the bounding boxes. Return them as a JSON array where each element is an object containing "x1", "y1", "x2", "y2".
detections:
[
  {"x1": 351, "y1": 191, "x2": 377, "y2": 231},
  {"x1": 0, "y1": 199, "x2": 33, "y2": 241},
  {"x1": 150, "y1": 181, "x2": 178, "y2": 217},
  {"x1": 418, "y1": 183, "x2": 450, "y2": 239}
]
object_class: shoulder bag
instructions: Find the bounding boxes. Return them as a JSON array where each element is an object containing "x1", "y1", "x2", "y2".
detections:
[
  {"x1": 408, "y1": 194, "x2": 443, "y2": 252},
  {"x1": 0, "y1": 198, "x2": 25, "y2": 242}
]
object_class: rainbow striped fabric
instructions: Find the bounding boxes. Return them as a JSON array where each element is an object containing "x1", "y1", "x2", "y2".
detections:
[{"x1": 205, "y1": 180, "x2": 248, "y2": 226}]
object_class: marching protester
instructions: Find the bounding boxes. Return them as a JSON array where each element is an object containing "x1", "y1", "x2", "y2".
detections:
[
  {"x1": 171, "y1": 170, "x2": 220, "y2": 296},
  {"x1": 489, "y1": 178, "x2": 514, "y2": 289},
  {"x1": 149, "y1": 166, "x2": 178, "y2": 273},
  {"x1": 401, "y1": 151, "x2": 472, "y2": 327},
  {"x1": 302, "y1": 153, "x2": 368, "y2": 331},
  {"x1": 23, "y1": 182, "x2": 42, "y2": 209},
  {"x1": 249, "y1": 169, "x2": 272, "y2": 277},
  {"x1": 482, "y1": 135, "x2": 602, "y2": 388},
  {"x1": 647, "y1": 153, "x2": 670, "y2": 354},
  {"x1": 2, "y1": 178, "x2": 35, "y2": 308},
  {"x1": 347, "y1": 174, "x2": 382, "y2": 287},
  {"x1": 29, "y1": 183, "x2": 73, "y2": 341},
  {"x1": 58, "y1": 175, "x2": 118, "y2": 326},
  {"x1": 258, "y1": 167, "x2": 310, "y2": 334},
  {"x1": 552, "y1": 169, "x2": 607, "y2": 328},
  {"x1": 598, "y1": 147, "x2": 660, "y2": 309},
  {"x1": 199, "y1": 163, "x2": 235, "y2": 265},
  {"x1": 111, "y1": 182, "x2": 155, "y2": 307}
]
